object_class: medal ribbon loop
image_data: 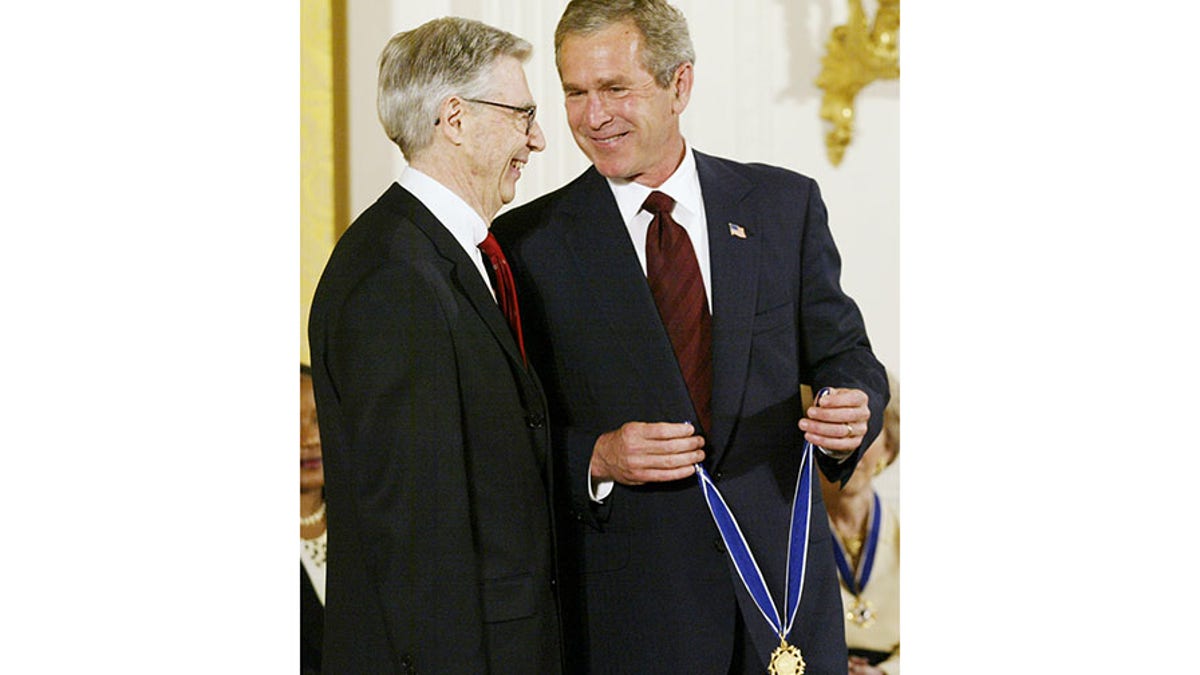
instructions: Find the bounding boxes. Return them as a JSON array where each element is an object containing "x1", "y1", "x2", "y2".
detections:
[
  {"x1": 831, "y1": 491, "x2": 882, "y2": 596},
  {"x1": 695, "y1": 440, "x2": 813, "y2": 641}
]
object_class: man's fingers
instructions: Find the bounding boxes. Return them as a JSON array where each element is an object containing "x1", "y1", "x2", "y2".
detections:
[
  {"x1": 620, "y1": 444, "x2": 705, "y2": 473},
  {"x1": 802, "y1": 419, "x2": 861, "y2": 439},
  {"x1": 598, "y1": 422, "x2": 707, "y2": 485},
  {"x1": 801, "y1": 409, "x2": 868, "y2": 430},
  {"x1": 804, "y1": 388, "x2": 870, "y2": 425},
  {"x1": 657, "y1": 434, "x2": 705, "y2": 454},
  {"x1": 640, "y1": 447, "x2": 706, "y2": 469},
  {"x1": 655, "y1": 464, "x2": 703, "y2": 482},
  {"x1": 630, "y1": 461, "x2": 703, "y2": 484},
  {"x1": 638, "y1": 420, "x2": 701, "y2": 440},
  {"x1": 815, "y1": 387, "x2": 869, "y2": 409},
  {"x1": 802, "y1": 430, "x2": 859, "y2": 453},
  {"x1": 620, "y1": 421, "x2": 706, "y2": 454}
]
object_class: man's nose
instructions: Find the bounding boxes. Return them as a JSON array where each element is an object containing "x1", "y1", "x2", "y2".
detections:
[
  {"x1": 585, "y1": 93, "x2": 611, "y2": 128},
  {"x1": 527, "y1": 119, "x2": 547, "y2": 151}
]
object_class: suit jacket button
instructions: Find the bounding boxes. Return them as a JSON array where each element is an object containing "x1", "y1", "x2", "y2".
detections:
[
  {"x1": 525, "y1": 412, "x2": 545, "y2": 428},
  {"x1": 714, "y1": 537, "x2": 726, "y2": 553}
]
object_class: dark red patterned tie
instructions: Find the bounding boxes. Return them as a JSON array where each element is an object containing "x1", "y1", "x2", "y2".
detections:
[
  {"x1": 644, "y1": 191, "x2": 712, "y2": 432},
  {"x1": 478, "y1": 232, "x2": 526, "y2": 364}
]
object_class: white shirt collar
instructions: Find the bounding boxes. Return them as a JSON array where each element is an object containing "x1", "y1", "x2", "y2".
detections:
[
  {"x1": 605, "y1": 144, "x2": 702, "y2": 225},
  {"x1": 398, "y1": 166, "x2": 491, "y2": 251},
  {"x1": 397, "y1": 166, "x2": 495, "y2": 297},
  {"x1": 602, "y1": 144, "x2": 712, "y2": 311}
]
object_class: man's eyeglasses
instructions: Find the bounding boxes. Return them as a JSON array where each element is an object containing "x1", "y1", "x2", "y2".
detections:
[{"x1": 462, "y1": 98, "x2": 537, "y2": 135}]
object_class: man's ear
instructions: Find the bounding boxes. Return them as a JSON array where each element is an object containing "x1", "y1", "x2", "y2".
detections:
[
  {"x1": 670, "y1": 62, "x2": 693, "y2": 115},
  {"x1": 436, "y1": 96, "x2": 467, "y2": 145}
]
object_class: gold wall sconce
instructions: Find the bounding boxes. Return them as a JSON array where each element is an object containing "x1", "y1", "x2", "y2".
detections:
[{"x1": 816, "y1": 0, "x2": 899, "y2": 166}]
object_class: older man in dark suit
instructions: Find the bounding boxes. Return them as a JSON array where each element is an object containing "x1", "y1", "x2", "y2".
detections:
[
  {"x1": 493, "y1": 1, "x2": 889, "y2": 672},
  {"x1": 307, "y1": 17, "x2": 562, "y2": 674}
]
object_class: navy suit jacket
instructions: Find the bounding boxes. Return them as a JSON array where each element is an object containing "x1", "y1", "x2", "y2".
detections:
[
  {"x1": 308, "y1": 183, "x2": 563, "y2": 674},
  {"x1": 494, "y1": 151, "x2": 888, "y2": 673}
]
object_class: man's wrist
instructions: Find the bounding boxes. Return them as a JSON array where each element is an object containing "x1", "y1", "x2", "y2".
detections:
[{"x1": 816, "y1": 444, "x2": 854, "y2": 463}]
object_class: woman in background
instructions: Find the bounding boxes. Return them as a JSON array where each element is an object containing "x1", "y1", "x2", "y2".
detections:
[
  {"x1": 819, "y1": 370, "x2": 900, "y2": 674},
  {"x1": 300, "y1": 364, "x2": 326, "y2": 674}
]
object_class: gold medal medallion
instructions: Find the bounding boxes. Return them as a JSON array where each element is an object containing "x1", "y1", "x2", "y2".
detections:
[
  {"x1": 767, "y1": 638, "x2": 805, "y2": 675},
  {"x1": 846, "y1": 597, "x2": 877, "y2": 628}
]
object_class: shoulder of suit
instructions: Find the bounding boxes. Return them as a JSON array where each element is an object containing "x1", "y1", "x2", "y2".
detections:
[
  {"x1": 493, "y1": 167, "x2": 600, "y2": 243},
  {"x1": 338, "y1": 207, "x2": 413, "y2": 253},
  {"x1": 693, "y1": 150, "x2": 818, "y2": 190},
  {"x1": 327, "y1": 186, "x2": 455, "y2": 281}
]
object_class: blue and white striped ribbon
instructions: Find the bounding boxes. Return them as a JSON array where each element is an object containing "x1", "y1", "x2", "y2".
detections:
[
  {"x1": 831, "y1": 491, "x2": 882, "y2": 596},
  {"x1": 695, "y1": 440, "x2": 814, "y2": 641}
]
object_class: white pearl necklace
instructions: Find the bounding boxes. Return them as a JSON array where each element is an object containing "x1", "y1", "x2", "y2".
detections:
[{"x1": 300, "y1": 500, "x2": 326, "y2": 527}]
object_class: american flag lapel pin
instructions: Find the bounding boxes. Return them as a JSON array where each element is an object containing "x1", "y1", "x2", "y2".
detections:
[{"x1": 728, "y1": 222, "x2": 747, "y2": 239}]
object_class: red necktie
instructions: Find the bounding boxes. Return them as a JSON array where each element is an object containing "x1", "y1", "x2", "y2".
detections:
[
  {"x1": 478, "y1": 232, "x2": 527, "y2": 364},
  {"x1": 644, "y1": 191, "x2": 712, "y2": 432}
]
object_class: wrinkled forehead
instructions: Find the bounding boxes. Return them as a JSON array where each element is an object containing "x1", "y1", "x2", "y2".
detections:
[
  {"x1": 557, "y1": 23, "x2": 654, "y2": 89},
  {"x1": 485, "y1": 55, "x2": 537, "y2": 104}
]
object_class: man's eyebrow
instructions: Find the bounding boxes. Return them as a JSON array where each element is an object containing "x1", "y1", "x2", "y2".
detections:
[{"x1": 562, "y1": 75, "x2": 632, "y2": 91}]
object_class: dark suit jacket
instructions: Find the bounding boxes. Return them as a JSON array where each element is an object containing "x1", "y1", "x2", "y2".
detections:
[
  {"x1": 493, "y1": 151, "x2": 888, "y2": 674},
  {"x1": 307, "y1": 183, "x2": 563, "y2": 674},
  {"x1": 301, "y1": 564, "x2": 323, "y2": 674}
]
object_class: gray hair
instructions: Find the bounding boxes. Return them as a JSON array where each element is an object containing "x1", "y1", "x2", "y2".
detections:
[
  {"x1": 377, "y1": 17, "x2": 532, "y2": 160},
  {"x1": 555, "y1": 0, "x2": 695, "y2": 89}
]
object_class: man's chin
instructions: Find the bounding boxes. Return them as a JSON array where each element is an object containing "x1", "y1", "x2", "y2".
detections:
[{"x1": 591, "y1": 159, "x2": 633, "y2": 181}]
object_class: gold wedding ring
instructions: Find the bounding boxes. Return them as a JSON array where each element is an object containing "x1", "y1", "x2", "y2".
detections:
[{"x1": 844, "y1": 423, "x2": 854, "y2": 438}]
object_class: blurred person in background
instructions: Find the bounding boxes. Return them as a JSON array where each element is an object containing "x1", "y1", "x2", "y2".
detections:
[
  {"x1": 300, "y1": 364, "x2": 325, "y2": 675},
  {"x1": 820, "y1": 370, "x2": 900, "y2": 674}
]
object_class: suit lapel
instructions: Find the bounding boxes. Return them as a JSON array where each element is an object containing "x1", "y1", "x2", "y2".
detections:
[
  {"x1": 696, "y1": 153, "x2": 759, "y2": 466},
  {"x1": 559, "y1": 170, "x2": 695, "y2": 420},
  {"x1": 385, "y1": 184, "x2": 530, "y2": 374}
]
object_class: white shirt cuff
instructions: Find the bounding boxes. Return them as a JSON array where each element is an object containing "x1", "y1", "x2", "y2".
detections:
[
  {"x1": 589, "y1": 476, "x2": 614, "y2": 502},
  {"x1": 816, "y1": 444, "x2": 854, "y2": 463}
]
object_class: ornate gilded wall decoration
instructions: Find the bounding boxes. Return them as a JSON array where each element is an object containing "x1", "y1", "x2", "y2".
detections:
[
  {"x1": 301, "y1": 0, "x2": 347, "y2": 364},
  {"x1": 815, "y1": 0, "x2": 899, "y2": 166}
]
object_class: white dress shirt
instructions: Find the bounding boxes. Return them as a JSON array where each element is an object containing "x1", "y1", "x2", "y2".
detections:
[
  {"x1": 589, "y1": 146, "x2": 710, "y2": 502},
  {"x1": 605, "y1": 146, "x2": 712, "y2": 310},
  {"x1": 588, "y1": 145, "x2": 844, "y2": 502},
  {"x1": 398, "y1": 166, "x2": 497, "y2": 299}
]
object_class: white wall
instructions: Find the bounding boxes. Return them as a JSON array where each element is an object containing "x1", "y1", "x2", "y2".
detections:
[{"x1": 346, "y1": 0, "x2": 899, "y2": 376}]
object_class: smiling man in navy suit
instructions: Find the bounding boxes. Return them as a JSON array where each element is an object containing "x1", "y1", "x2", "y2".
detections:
[{"x1": 493, "y1": 1, "x2": 889, "y2": 672}]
